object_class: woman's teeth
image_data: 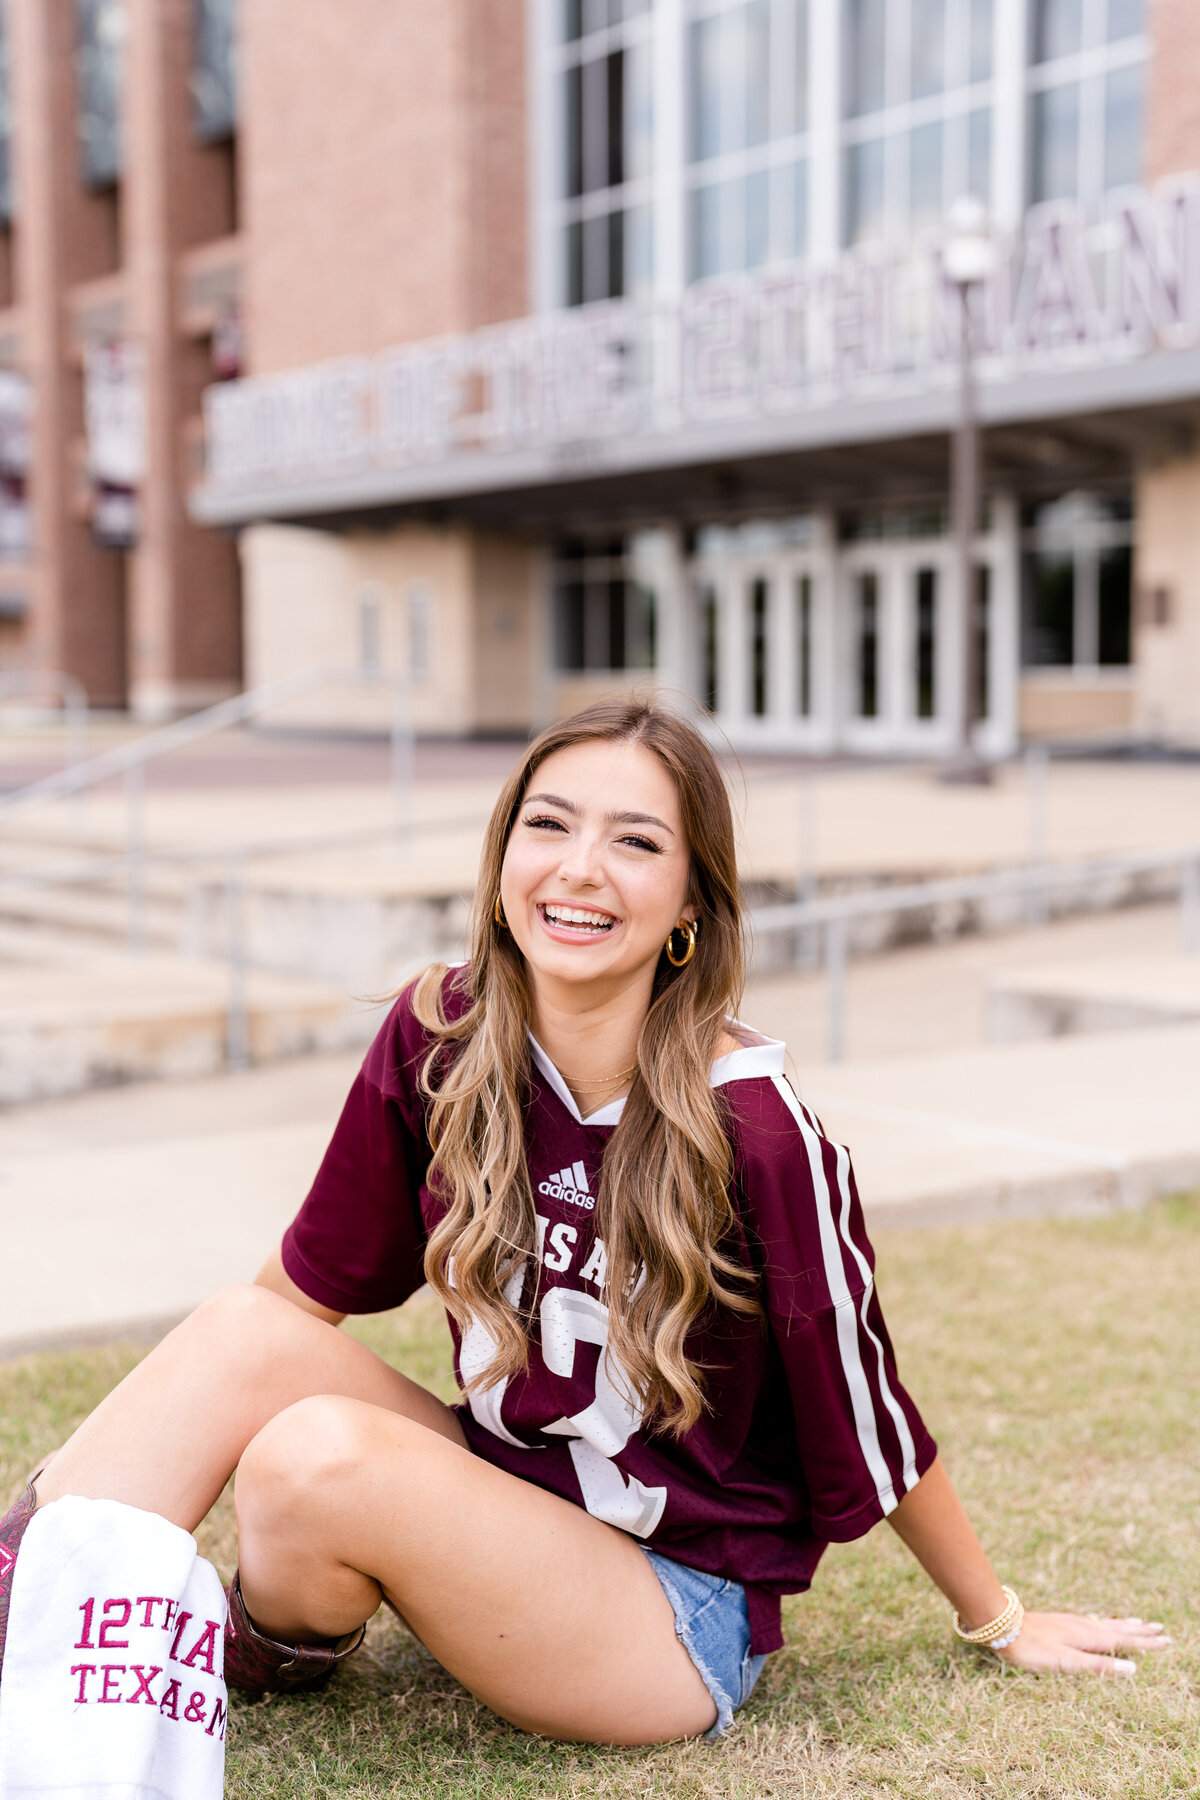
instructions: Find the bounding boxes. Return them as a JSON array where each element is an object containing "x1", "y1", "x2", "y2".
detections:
[{"x1": 543, "y1": 906, "x2": 615, "y2": 933}]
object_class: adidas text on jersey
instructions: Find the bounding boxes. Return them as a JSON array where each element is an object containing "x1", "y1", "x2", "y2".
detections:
[{"x1": 537, "y1": 1159, "x2": 595, "y2": 1210}]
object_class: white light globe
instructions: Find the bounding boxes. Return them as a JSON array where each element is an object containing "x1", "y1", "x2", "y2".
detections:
[{"x1": 943, "y1": 194, "x2": 996, "y2": 286}]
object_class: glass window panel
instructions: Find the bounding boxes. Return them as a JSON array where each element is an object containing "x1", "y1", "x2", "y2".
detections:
[
  {"x1": 624, "y1": 36, "x2": 654, "y2": 182},
  {"x1": 555, "y1": 580, "x2": 586, "y2": 670},
  {"x1": 910, "y1": 0, "x2": 946, "y2": 100},
  {"x1": 76, "y1": 0, "x2": 126, "y2": 188},
  {"x1": 974, "y1": 565, "x2": 991, "y2": 718},
  {"x1": 692, "y1": 178, "x2": 745, "y2": 278},
  {"x1": 627, "y1": 582, "x2": 656, "y2": 669},
  {"x1": 606, "y1": 577, "x2": 627, "y2": 668},
  {"x1": 914, "y1": 568, "x2": 937, "y2": 719},
  {"x1": 746, "y1": 168, "x2": 770, "y2": 268},
  {"x1": 565, "y1": 66, "x2": 584, "y2": 198},
  {"x1": 1098, "y1": 544, "x2": 1132, "y2": 664},
  {"x1": 1023, "y1": 550, "x2": 1074, "y2": 665},
  {"x1": 606, "y1": 208, "x2": 625, "y2": 297},
  {"x1": 580, "y1": 56, "x2": 609, "y2": 193},
  {"x1": 702, "y1": 588, "x2": 720, "y2": 713},
  {"x1": 845, "y1": 0, "x2": 887, "y2": 118},
  {"x1": 790, "y1": 0, "x2": 810, "y2": 135},
  {"x1": 582, "y1": 211, "x2": 611, "y2": 300},
  {"x1": 720, "y1": 174, "x2": 744, "y2": 271},
  {"x1": 1106, "y1": 0, "x2": 1144, "y2": 38},
  {"x1": 1104, "y1": 61, "x2": 1143, "y2": 190},
  {"x1": 605, "y1": 50, "x2": 625, "y2": 188},
  {"x1": 969, "y1": 0, "x2": 993, "y2": 81},
  {"x1": 910, "y1": 120, "x2": 944, "y2": 231},
  {"x1": 796, "y1": 574, "x2": 813, "y2": 716},
  {"x1": 624, "y1": 202, "x2": 653, "y2": 294},
  {"x1": 750, "y1": 578, "x2": 769, "y2": 714},
  {"x1": 968, "y1": 107, "x2": 992, "y2": 203},
  {"x1": 582, "y1": 0, "x2": 608, "y2": 32},
  {"x1": 191, "y1": 0, "x2": 236, "y2": 144},
  {"x1": 566, "y1": 220, "x2": 584, "y2": 304},
  {"x1": 690, "y1": 180, "x2": 719, "y2": 279},
  {"x1": 581, "y1": 580, "x2": 608, "y2": 669},
  {"x1": 690, "y1": 14, "x2": 724, "y2": 160},
  {"x1": 746, "y1": 0, "x2": 771, "y2": 148},
  {"x1": 845, "y1": 136, "x2": 886, "y2": 244},
  {"x1": 1032, "y1": 0, "x2": 1083, "y2": 62},
  {"x1": 564, "y1": 0, "x2": 584, "y2": 42},
  {"x1": 772, "y1": 157, "x2": 808, "y2": 259},
  {"x1": 1030, "y1": 82, "x2": 1080, "y2": 202},
  {"x1": 856, "y1": 571, "x2": 880, "y2": 717}
]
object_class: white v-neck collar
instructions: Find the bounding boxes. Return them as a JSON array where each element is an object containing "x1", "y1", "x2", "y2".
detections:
[{"x1": 527, "y1": 1024, "x2": 786, "y2": 1127}]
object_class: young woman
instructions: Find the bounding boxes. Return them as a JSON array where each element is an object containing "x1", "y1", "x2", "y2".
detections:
[{"x1": 0, "y1": 699, "x2": 1165, "y2": 1743}]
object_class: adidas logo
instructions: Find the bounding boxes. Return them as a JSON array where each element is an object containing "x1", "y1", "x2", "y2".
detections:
[{"x1": 537, "y1": 1159, "x2": 595, "y2": 1210}]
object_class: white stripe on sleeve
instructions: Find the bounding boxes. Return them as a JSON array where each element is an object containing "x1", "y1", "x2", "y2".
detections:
[
  {"x1": 773, "y1": 1076, "x2": 904, "y2": 1515},
  {"x1": 830, "y1": 1139, "x2": 921, "y2": 1499}
]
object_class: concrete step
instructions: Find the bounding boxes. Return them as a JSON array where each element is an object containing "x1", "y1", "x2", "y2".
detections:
[
  {"x1": 797, "y1": 1022, "x2": 1200, "y2": 1226},
  {"x1": 0, "y1": 925, "x2": 383, "y2": 1104},
  {"x1": 986, "y1": 955, "x2": 1200, "y2": 1042},
  {"x1": 0, "y1": 873, "x2": 187, "y2": 954}
]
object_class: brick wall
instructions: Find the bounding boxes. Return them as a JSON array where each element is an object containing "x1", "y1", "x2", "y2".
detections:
[
  {"x1": 1146, "y1": 0, "x2": 1200, "y2": 182},
  {"x1": 242, "y1": 0, "x2": 528, "y2": 375}
]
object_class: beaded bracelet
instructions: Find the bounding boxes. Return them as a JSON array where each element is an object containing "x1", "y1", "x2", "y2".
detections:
[{"x1": 952, "y1": 1585, "x2": 1025, "y2": 1652}]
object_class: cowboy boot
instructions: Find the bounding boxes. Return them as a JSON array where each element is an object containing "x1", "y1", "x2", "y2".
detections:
[
  {"x1": 0, "y1": 1484, "x2": 37, "y2": 1697},
  {"x1": 223, "y1": 1570, "x2": 366, "y2": 1696}
]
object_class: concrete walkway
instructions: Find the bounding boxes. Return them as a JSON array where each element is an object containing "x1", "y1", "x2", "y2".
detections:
[{"x1": 2, "y1": 1008, "x2": 1197, "y2": 1360}]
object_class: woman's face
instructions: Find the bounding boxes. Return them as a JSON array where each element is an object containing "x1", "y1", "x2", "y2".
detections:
[{"x1": 499, "y1": 737, "x2": 694, "y2": 996}]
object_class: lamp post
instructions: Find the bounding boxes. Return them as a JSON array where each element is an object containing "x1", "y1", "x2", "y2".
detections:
[{"x1": 941, "y1": 195, "x2": 996, "y2": 786}]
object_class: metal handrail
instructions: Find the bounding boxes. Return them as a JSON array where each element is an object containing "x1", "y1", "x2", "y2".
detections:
[
  {"x1": 0, "y1": 670, "x2": 89, "y2": 798},
  {"x1": 0, "y1": 663, "x2": 416, "y2": 970},
  {"x1": 0, "y1": 663, "x2": 411, "y2": 825},
  {"x1": 0, "y1": 807, "x2": 489, "y2": 895},
  {"x1": 750, "y1": 845, "x2": 1200, "y2": 1063},
  {"x1": 751, "y1": 845, "x2": 1200, "y2": 931}
]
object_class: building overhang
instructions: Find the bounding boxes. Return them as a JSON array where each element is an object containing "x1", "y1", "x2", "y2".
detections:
[{"x1": 190, "y1": 181, "x2": 1200, "y2": 536}]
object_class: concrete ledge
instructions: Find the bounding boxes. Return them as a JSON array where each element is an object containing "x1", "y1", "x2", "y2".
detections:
[
  {"x1": 800, "y1": 1023, "x2": 1200, "y2": 1230},
  {"x1": 986, "y1": 956, "x2": 1200, "y2": 1042},
  {"x1": 0, "y1": 933, "x2": 386, "y2": 1104}
]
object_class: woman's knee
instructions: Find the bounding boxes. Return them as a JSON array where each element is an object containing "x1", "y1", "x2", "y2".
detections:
[
  {"x1": 235, "y1": 1395, "x2": 386, "y2": 1533},
  {"x1": 176, "y1": 1283, "x2": 318, "y2": 1365}
]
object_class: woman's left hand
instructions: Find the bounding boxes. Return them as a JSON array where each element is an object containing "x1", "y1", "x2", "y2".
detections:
[{"x1": 993, "y1": 1611, "x2": 1170, "y2": 1676}]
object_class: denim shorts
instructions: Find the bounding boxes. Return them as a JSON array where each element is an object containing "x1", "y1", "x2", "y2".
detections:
[{"x1": 640, "y1": 1546, "x2": 769, "y2": 1738}]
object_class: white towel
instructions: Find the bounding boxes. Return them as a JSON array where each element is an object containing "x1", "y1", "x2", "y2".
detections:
[{"x1": 0, "y1": 1496, "x2": 227, "y2": 1800}]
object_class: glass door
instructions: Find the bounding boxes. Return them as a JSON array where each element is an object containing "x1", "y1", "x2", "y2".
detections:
[{"x1": 688, "y1": 537, "x2": 829, "y2": 748}]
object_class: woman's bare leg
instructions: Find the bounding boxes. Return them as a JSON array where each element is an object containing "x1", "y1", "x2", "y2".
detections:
[
  {"x1": 33, "y1": 1286, "x2": 465, "y2": 1528},
  {"x1": 234, "y1": 1394, "x2": 718, "y2": 1745}
]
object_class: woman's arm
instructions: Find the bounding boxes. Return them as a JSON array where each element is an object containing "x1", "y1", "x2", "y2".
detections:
[
  {"x1": 888, "y1": 1456, "x2": 1168, "y2": 1675},
  {"x1": 255, "y1": 1245, "x2": 347, "y2": 1326}
]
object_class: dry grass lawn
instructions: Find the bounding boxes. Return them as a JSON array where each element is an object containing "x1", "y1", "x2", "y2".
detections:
[{"x1": 3, "y1": 1194, "x2": 1198, "y2": 1798}]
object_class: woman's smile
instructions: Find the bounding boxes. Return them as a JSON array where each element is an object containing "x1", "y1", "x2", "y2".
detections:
[{"x1": 536, "y1": 901, "x2": 621, "y2": 942}]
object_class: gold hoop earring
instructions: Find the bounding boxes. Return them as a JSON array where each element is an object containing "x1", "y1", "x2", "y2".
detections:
[
  {"x1": 665, "y1": 919, "x2": 698, "y2": 967},
  {"x1": 494, "y1": 893, "x2": 508, "y2": 929}
]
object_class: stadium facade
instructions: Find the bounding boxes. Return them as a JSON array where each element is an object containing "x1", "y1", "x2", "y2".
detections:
[{"x1": 3, "y1": 1, "x2": 1200, "y2": 752}]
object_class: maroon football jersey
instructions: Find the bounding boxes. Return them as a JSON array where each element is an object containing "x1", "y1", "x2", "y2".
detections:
[{"x1": 282, "y1": 970, "x2": 936, "y2": 1654}]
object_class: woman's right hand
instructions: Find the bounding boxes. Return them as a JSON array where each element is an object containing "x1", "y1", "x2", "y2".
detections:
[{"x1": 994, "y1": 1610, "x2": 1169, "y2": 1676}]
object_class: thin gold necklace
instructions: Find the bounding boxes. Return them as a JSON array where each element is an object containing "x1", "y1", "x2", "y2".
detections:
[{"x1": 561, "y1": 1062, "x2": 637, "y2": 1091}]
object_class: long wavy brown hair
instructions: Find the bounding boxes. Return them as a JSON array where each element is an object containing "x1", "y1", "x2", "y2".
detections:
[{"x1": 410, "y1": 696, "x2": 758, "y2": 1434}]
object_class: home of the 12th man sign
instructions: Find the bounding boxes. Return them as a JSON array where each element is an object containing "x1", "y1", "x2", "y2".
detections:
[{"x1": 196, "y1": 177, "x2": 1200, "y2": 520}]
